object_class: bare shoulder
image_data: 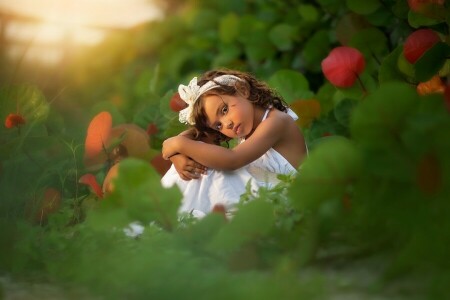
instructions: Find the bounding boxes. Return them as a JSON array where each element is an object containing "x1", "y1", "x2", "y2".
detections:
[
  {"x1": 255, "y1": 108, "x2": 297, "y2": 139},
  {"x1": 256, "y1": 109, "x2": 286, "y2": 132},
  {"x1": 269, "y1": 108, "x2": 307, "y2": 168},
  {"x1": 267, "y1": 108, "x2": 296, "y2": 125}
]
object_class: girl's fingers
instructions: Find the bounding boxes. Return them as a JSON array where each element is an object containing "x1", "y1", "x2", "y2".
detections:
[
  {"x1": 186, "y1": 166, "x2": 200, "y2": 174},
  {"x1": 183, "y1": 162, "x2": 206, "y2": 176},
  {"x1": 187, "y1": 161, "x2": 205, "y2": 170},
  {"x1": 181, "y1": 170, "x2": 191, "y2": 180},
  {"x1": 197, "y1": 164, "x2": 207, "y2": 171},
  {"x1": 191, "y1": 164, "x2": 207, "y2": 174},
  {"x1": 188, "y1": 170, "x2": 201, "y2": 179},
  {"x1": 192, "y1": 167, "x2": 206, "y2": 175}
]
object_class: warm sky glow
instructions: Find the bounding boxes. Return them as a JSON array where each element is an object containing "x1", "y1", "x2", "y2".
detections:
[
  {"x1": 0, "y1": 0, "x2": 162, "y2": 28},
  {"x1": 0, "y1": 0, "x2": 163, "y2": 64}
]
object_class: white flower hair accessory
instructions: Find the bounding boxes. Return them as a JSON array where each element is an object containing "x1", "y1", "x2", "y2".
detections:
[{"x1": 178, "y1": 75, "x2": 243, "y2": 125}]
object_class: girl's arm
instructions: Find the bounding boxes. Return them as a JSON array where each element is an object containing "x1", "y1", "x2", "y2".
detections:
[
  {"x1": 162, "y1": 115, "x2": 285, "y2": 170},
  {"x1": 167, "y1": 128, "x2": 209, "y2": 179}
]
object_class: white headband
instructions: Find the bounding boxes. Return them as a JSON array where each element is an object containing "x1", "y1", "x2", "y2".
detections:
[{"x1": 178, "y1": 75, "x2": 243, "y2": 125}]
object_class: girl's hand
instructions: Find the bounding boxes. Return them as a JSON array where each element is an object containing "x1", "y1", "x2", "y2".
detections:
[
  {"x1": 162, "y1": 136, "x2": 182, "y2": 160},
  {"x1": 170, "y1": 154, "x2": 207, "y2": 181}
]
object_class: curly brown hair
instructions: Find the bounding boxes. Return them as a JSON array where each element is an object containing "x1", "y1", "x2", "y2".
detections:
[{"x1": 190, "y1": 69, "x2": 288, "y2": 144}]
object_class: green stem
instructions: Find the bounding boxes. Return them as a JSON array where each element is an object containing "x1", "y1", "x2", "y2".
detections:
[
  {"x1": 356, "y1": 74, "x2": 368, "y2": 98},
  {"x1": 371, "y1": 52, "x2": 381, "y2": 66}
]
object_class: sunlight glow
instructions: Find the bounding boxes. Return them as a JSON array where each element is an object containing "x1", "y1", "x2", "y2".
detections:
[
  {"x1": 0, "y1": 0, "x2": 162, "y2": 64},
  {"x1": 0, "y1": 0, "x2": 162, "y2": 28}
]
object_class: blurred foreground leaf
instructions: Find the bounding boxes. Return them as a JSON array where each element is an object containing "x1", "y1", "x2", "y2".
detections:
[
  {"x1": 87, "y1": 158, "x2": 181, "y2": 231},
  {"x1": 289, "y1": 137, "x2": 362, "y2": 211}
]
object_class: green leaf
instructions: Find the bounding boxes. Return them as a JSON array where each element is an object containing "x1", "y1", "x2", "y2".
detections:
[
  {"x1": 350, "y1": 82, "x2": 420, "y2": 148},
  {"x1": 438, "y1": 60, "x2": 450, "y2": 77},
  {"x1": 335, "y1": 13, "x2": 371, "y2": 45},
  {"x1": 334, "y1": 98, "x2": 358, "y2": 127},
  {"x1": 208, "y1": 200, "x2": 275, "y2": 252},
  {"x1": 212, "y1": 43, "x2": 242, "y2": 68},
  {"x1": 158, "y1": 89, "x2": 177, "y2": 120},
  {"x1": 92, "y1": 159, "x2": 181, "y2": 231},
  {"x1": 305, "y1": 113, "x2": 343, "y2": 145},
  {"x1": 414, "y1": 42, "x2": 450, "y2": 82},
  {"x1": 0, "y1": 134, "x2": 54, "y2": 160},
  {"x1": 184, "y1": 213, "x2": 227, "y2": 247},
  {"x1": 133, "y1": 101, "x2": 164, "y2": 130},
  {"x1": 316, "y1": 0, "x2": 347, "y2": 14},
  {"x1": 302, "y1": 30, "x2": 331, "y2": 72},
  {"x1": 336, "y1": 72, "x2": 377, "y2": 100},
  {"x1": 269, "y1": 24, "x2": 297, "y2": 51},
  {"x1": 391, "y1": 0, "x2": 410, "y2": 18},
  {"x1": 346, "y1": 0, "x2": 381, "y2": 15},
  {"x1": 364, "y1": 5, "x2": 394, "y2": 26},
  {"x1": 288, "y1": 137, "x2": 362, "y2": 211},
  {"x1": 238, "y1": 15, "x2": 276, "y2": 64},
  {"x1": 0, "y1": 85, "x2": 49, "y2": 125},
  {"x1": 379, "y1": 45, "x2": 407, "y2": 84},
  {"x1": 298, "y1": 4, "x2": 319, "y2": 22},
  {"x1": 90, "y1": 101, "x2": 126, "y2": 125},
  {"x1": 159, "y1": 46, "x2": 192, "y2": 77},
  {"x1": 268, "y1": 69, "x2": 313, "y2": 103},
  {"x1": 349, "y1": 27, "x2": 388, "y2": 64},
  {"x1": 408, "y1": 10, "x2": 446, "y2": 28},
  {"x1": 188, "y1": 9, "x2": 219, "y2": 31},
  {"x1": 397, "y1": 48, "x2": 416, "y2": 79},
  {"x1": 163, "y1": 116, "x2": 188, "y2": 141},
  {"x1": 243, "y1": 33, "x2": 276, "y2": 64},
  {"x1": 219, "y1": 13, "x2": 240, "y2": 44},
  {"x1": 214, "y1": 0, "x2": 246, "y2": 13},
  {"x1": 0, "y1": 85, "x2": 52, "y2": 156},
  {"x1": 315, "y1": 82, "x2": 336, "y2": 115}
]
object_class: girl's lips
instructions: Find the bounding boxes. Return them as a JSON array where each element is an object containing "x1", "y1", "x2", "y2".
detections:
[{"x1": 234, "y1": 124, "x2": 241, "y2": 135}]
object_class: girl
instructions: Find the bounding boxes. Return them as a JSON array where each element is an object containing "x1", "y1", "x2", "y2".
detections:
[{"x1": 161, "y1": 69, "x2": 307, "y2": 217}]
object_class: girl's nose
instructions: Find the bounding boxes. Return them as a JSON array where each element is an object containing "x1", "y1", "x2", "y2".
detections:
[{"x1": 226, "y1": 120, "x2": 233, "y2": 129}]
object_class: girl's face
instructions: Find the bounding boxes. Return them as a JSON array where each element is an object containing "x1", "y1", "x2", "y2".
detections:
[{"x1": 201, "y1": 94, "x2": 258, "y2": 139}]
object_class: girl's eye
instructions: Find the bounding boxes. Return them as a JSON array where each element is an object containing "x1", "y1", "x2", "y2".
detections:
[
  {"x1": 215, "y1": 123, "x2": 222, "y2": 130},
  {"x1": 221, "y1": 105, "x2": 228, "y2": 115}
]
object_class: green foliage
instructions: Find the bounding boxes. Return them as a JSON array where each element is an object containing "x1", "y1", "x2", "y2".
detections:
[
  {"x1": 268, "y1": 70, "x2": 313, "y2": 102},
  {"x1": 1, "y1": 0, "x2": 450, "y2": 298},
  {"x1": 88, "y1": 159, "x2": 181, "y2": 231},
  {"x1": 415, "y1": 42, "x2": 450, "y2": 82},
  {"x1": 346, "y1": 0, "x2": 381, "y2": 15},
  {"x1": 289, "y1": 137, "x2": 362, "y2": 211}
]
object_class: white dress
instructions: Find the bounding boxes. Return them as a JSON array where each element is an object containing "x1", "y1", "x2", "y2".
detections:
[{"x1": 161, "y1": 108, "x2": 300, "y2": 217}]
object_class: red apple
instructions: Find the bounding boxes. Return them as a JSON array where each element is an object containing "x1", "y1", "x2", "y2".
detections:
[
  {"x1": 407, "y1": 0, "x2": 445, "y2": 12},
  {"x1": 4, "y1": 113, "x2": 25, "y2": 129},
  {"x1": 403, "y1": 29, "x2": 440, "y2": 64},
  {"x1": 169, "y1": 92, "x2": 187, "y2": 112},
  {"x1": 321, "y1": 47, "x2": 366, "y2": 88}
]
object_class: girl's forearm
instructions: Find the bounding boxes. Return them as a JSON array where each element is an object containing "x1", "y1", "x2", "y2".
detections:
[{"x1": 176, "y1": 139, "x2": 244, "y2": 170}]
